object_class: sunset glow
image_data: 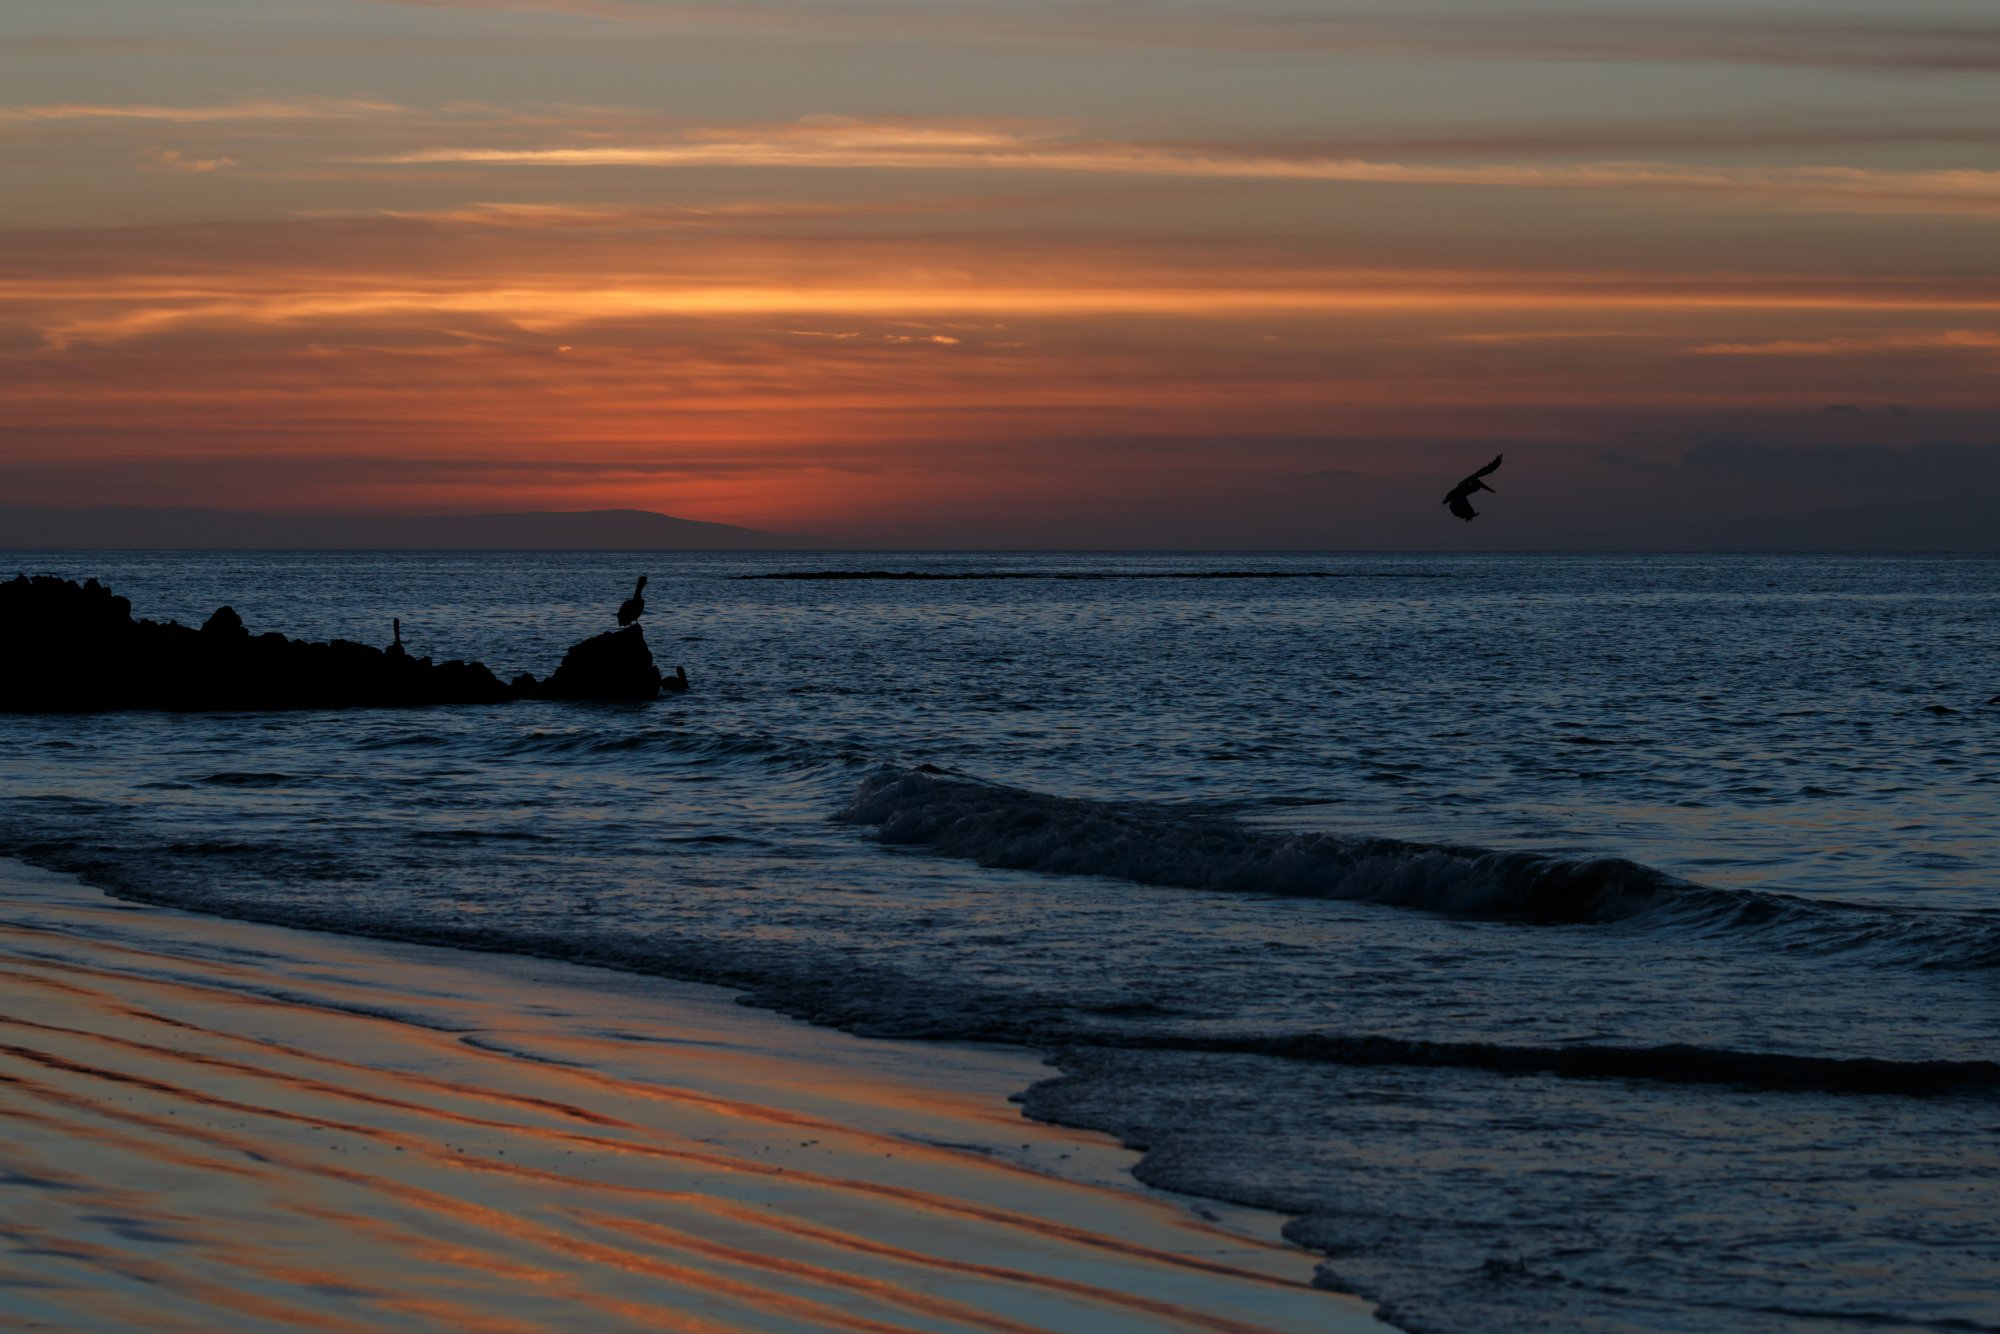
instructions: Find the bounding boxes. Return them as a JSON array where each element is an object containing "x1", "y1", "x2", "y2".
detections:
[{"x1": 4, "y1": 0, "x2": 1997, "y2": 544}]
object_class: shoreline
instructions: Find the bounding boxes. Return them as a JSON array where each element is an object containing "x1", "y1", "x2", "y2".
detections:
[{"x1": 0, "y1": 858, "x2": 1389, "y2": 1331}]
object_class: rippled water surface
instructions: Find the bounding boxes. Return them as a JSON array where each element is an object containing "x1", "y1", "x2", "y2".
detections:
[{"x1": 3, "y1": 550, "x2": 1997, "y2": 1332}]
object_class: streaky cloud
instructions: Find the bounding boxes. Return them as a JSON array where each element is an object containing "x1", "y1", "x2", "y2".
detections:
[
  {"x1": 1693, "y1": 330, "x2": 2000, "y2": 356},
  {"x1": 373, "y1": 118, "x2": 2000, "y2": 216},
  {"x1": 350, "y1": 0, "x2": 2000, "y2": 74},
  {"x1": 0, "y1": 96, "x2": 409, "y2": 124},
  {"x1": 141, "y1": 149, "x2": 239, "y2": 174}
]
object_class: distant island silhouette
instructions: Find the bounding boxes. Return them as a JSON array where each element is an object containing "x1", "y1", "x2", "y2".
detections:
[
  {"x1": 0, "y1": 507, "x2": 812, "y2": 551},
  {"x1": 739, "y1": 569, "x2": 1452, "y2": 581}
]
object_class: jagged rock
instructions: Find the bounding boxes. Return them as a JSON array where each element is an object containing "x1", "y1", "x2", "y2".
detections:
[
  {"x1": 0, "y1": 575, "x2": 682, "y2": 712},
  {"x1": 536, "y1": 625, "x2": 663, "y2": 701}
]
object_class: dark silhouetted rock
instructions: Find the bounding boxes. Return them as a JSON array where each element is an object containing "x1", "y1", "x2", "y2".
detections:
[
  {"x1": 536, "y1": 625, "x2": 662, "y2": 701},
  {"x1": 0, "y1": 575, "x2": 684, "y2": 712}
]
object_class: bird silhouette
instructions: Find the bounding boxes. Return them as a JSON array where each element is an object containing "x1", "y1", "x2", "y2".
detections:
[
  {"x1": 1443, "y1": 454, "x2": 1504, "y2": 522},
  {"x1": 616, "y1": 575, "x2": 648, "y2": 627}
]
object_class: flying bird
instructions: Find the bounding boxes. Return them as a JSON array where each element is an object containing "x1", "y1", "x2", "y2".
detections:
[
  {"x1": 616, "y1": 575, "x2": 648, "y2": 627},
  {"x1": 1442, "y1": 454, "x2": 1504, "y2": 522}
]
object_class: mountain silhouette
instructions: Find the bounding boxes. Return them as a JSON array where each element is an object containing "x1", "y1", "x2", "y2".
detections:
[{"x1": 0, "y1": 507, "x2": 817, "y2": 551}]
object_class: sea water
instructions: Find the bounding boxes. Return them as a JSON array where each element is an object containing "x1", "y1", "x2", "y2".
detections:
[{"x1": 2, "y1": 550, "x2": 1995, "y2": 1332}]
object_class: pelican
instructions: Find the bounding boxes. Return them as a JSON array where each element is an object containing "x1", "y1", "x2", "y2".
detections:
[
  {"x1": 1443, "y1": 454, "x2": 1503, "y2": 522},
  {"x1": 616, "y1": 575, "x2": 648, "y2": 627}
]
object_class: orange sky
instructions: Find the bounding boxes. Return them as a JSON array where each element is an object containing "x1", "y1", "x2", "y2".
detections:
[{"x1": 2, "y1": 1, "x2": 1997, "y2": 545}]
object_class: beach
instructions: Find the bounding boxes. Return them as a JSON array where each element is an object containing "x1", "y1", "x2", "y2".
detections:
[{"x1": 0, "y1": 858, "x2": 1387, "y2": 1331}]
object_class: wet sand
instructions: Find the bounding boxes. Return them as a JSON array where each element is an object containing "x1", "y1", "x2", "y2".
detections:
[{"x1": 0, "y1": 860, "x2": 1387, "y2": 1332}]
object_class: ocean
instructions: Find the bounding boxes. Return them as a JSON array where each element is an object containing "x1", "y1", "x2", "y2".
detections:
[{"x1": 2, "y1": 550, "x2": 1995, "y2": 1333}]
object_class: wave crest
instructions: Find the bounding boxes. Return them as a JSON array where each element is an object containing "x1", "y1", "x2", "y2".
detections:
[{"x1": 840, "y1": 766, "x2": 2000, "y2": 968}]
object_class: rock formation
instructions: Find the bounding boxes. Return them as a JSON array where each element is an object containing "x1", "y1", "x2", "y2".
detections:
[
  {"x1": 0, "y1": 575, "x2": 679, "y2": 712},
  {"x1": 537, "y1": 625, "x2": 665, "y2": 702}
]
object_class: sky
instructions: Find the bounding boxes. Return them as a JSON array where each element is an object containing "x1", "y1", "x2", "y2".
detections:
[{"x1": 2, "y1": 0, "x2": 1997, "y2": 547}]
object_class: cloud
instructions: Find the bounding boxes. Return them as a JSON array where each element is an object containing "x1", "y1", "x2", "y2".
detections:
[
  {"x1": 303, "y1": 199, "x2": 898, "y2": 227},
  {"x1": 372, "y1": 117, "x2": 2000, "y2": 216},
  {"x1": 142, "y1": 149, "x2": 239, "y2": 174},
  {"x1": 785, "y1": 328, "x2": 958, "y2": 345},
  {"x1": 1445, "y1": 330, "x2": 1648, "y2": 345},
  {"x1": 0, "y1": 35, "x2": 179, "y2": 55},
  {"x1": 1289, "y1": 116, "x2": 2000, "y2": 158},
  {"x1": 7, "y1": 203, "x2": 2000, "y2": 360},
  {"x1": 1693, "y1": 330, "x2": 2000, "y2": 355},
  {"x1": 0, "y1": 97, "x2": 407, "y2": 125},
  {"x1": 357, "y1": 0, "x2": 652, "y2": 18},
  {"x1": 349, "y1": 2, "x2": 2000, "y2": 74},
  {"x1": 25, "y1": 263, "x2": 2000, "y2": 350},
  {"x1": 9, "y1": 198, "x2": 2000, "y2": 351}
]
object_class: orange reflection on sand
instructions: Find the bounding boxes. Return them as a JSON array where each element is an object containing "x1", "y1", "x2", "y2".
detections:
[
  {"x1": 580, "y1": 1207, "x2": 1294, "y2": 1334},
  {"x1": 0, "y1": 868, "x2": 1375, "y2": 1332},
  {"x1": 0, "y1": 936, "x2": 1309, "y2": 1281},
  {"x1": 0, "y1": 1011, "x2": 1286, "y2": 1287}
]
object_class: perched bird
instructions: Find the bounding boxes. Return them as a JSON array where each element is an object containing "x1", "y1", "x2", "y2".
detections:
[
  {"x1": 616, "y1": 575, "x2": 648, "y2": 627},
  {"x1": 388, "y1": 617, "x2": 405, "y2": 658},
  {"x1": 1443, "y1": 454, "x2": 1504, "y2": 522}
]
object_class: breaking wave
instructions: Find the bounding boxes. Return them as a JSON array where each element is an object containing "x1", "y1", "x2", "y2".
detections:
[{"x1": 840, "y1": 766, "x2": 2000, "y2": 969}]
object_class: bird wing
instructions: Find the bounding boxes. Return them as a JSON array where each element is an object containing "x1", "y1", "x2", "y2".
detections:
[
  {"x1": 1470, "y1": 453, "x2": 1503, "y2": 480},
  {"x1": 1446, "y1": 495, "x2": 1477, "y2": 520}
]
